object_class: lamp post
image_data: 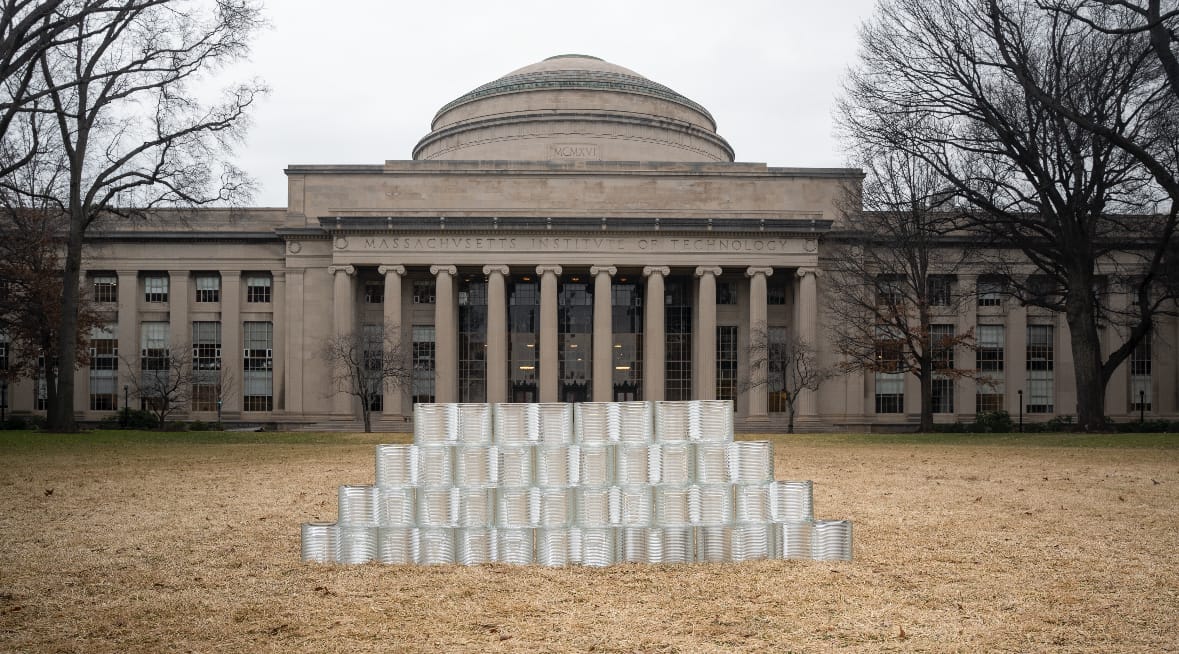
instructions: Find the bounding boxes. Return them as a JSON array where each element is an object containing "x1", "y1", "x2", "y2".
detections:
[
  {"x1": 122, "y1": 384, "x2": 129, "y2": 428},
  {"x1": 217, "y1": 398, "x2": 223, "y2": 430},
  {"x1": 1017, "y1": 389, "x2": 1023, "y2": 433},
  {"x1": 1139, "y1": 389, "x2": 1146, "y2": 424}
]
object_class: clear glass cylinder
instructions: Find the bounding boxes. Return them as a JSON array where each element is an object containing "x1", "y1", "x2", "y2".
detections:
[
  {"x1": 454, "y1": 445, "x2": 497, "y2": 488},
  {"x1": 416, "y1": 446, "x2": 454, "y2": 487},
  {"x1": 733, "y1": 483, "x2": 770, "y2": 523},
  {"x1": 693, "y1": 443, "x2": 728, "y2": 484},
  {"x1": 455, "y1": 403, "x2": 492, "y2": 445},
  {"x1": 416, "y1": 487, "x2": 456, "y2": 527},
  {"x1": 337, "y1": 525, "x2": 377, "y2": 564},
  {"x1": 454, "y1": 487, "x2": 495, "y2": 528},
  {"x1": 496, "y1": 528, "x2": 534, "y2": 565},
  {"x1": 696, "y1": 400, "x2": 734, "y2": 442},
  {"x1": 377, "y1": 527, "x2": 416, "y2": 564},
  {"x1": 456, "y1": 528, "x2": 495, "y2": 565},
  {"x1": 496, "y1": 487, "x2": 535, "y2": 528},
  {"x1": 769, "y1": 480, "x2": 814, "y2": 522},
  {"x1": 695, "y1": 526, "x2": 731, "y2": 563},
  {"x1": 575, "y1": 486, "x2": 617, "y2": 528},
  {"x1": 654, "y1": 486, "x2": 693, "y2": 527},
  {"x1": 775, "y1": 521, "x2": 814, "y2": 560},
  {"x1": 654, "y1": 442, "x2": 693, "y2": 486},
  {"x1": 534, "y1": 446, "x2": 576, "y2": 487},
  {"x1": 660, "y1": 527, "x2": 694, "y2": 564},
  {"x1": 620, "y1": 527, "x2": 649, "y2": 563},
  {"x1": 417, "y1": 527, "x2": 455, "y2": 565},
  {"x1": 811, "y1": 520, "x2": 853, "y2": 561},
  {"x1": 579, "y1": 527, "x2": 616, "y2": 567},
  {"x1": 574, "y1": 402, "x2": 617, "y2": 444},
  {"x1": 577, "y1": 444, "x2": 614, "y2": 487},
  {"x1": 535, "y1": 487, "x2": 572, "y2": 528},
  {"x1": 616, "y1": 444, "x2": 650, "y2": 485},
  {"x1": 731, "y1": 524, "x2": 770, "y2": 562},
  {"x1": 615, "y1": 401, "x2": 653, "y2": 443},
  {"x1": 413, "y1": 403, "x2": 456, "y2": 445},
  {"x1": 300, "y1": 522, "x2": 337, "y2": 563},
  {"x1": 536, "y1": 528, "x2": 572, "y2": 567},
  {"x1": 653, "y1": 401, "x2": 692, "y2": 442},
  {"x1": 497, "y1": 445, "x2": 534, "y2": 487},
  {"x1": 378, "y1": 486, "x2": 415, "y2": 527},
  {"x1": 617, "y1": 485, "x2": 653, "y2": 527},
  {"x1": 537, "y1": 403, "x2": 574, "y2": 445},
  {"x1": 375, "y1": 444, "x2": 417, "y2": 487},
  {"x1": 727, "y1": 441, "x2": 773, "y2": 484},
  {"x1": 493, "y1": 403, "x2": 537, "y2": 445},
  {"x1": 338, "y1": 485, "x2": 379, "y2": 527},
  {"x1": 695, "y1": 484, "x2": 732, "y2": 527}
]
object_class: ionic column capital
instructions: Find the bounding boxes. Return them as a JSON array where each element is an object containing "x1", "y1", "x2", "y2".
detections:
[
  {"x1": 796, "y1": 267, "x2": 822, "y2": 278},
  {"x1": 482, "y1": 264, "x2": 510, "y2": 276},
  {"x1": 378, "y1": 264, "x2": 406, "y2": 277},
  {"x1": 327, "y1": 265, "x2": 355, "y2": 276},
  {"x1": 695, "y1": 266, "x2": 722, "y2": 278},
  {"x1": 536, "y1": 264, "x2": 563, "y2": 276},
  {"x1": 590, "y1": 265, "x2": 617, "y2": 277},
  {"x1": 429, "y1": 264, "x2": 457, "y2": 277},
  {"x1": 642, "y1": 266, "x2": 670, "y2": 278},
  {"x1": 745, "y1": 266, "x2": 774, "y2": 278}
]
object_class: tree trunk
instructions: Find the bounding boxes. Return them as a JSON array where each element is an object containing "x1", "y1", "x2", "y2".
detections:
[
  {"x1": 786, "y1": 399, "x2": 796, "y2": 434},
  {"x1": 361, "y1": 401, "x2": 372, "y2": 433},
  {"x1": 48, "y1": 216, "x2": 85, "y2": 431},
  {"x1": 1066, "y1": 291, "x2": 1107, "y2": 432}
]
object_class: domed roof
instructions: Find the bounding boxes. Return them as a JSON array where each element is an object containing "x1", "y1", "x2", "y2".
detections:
[{"x1": 413, "y1": 55, "x2": 734, "y2": 163}]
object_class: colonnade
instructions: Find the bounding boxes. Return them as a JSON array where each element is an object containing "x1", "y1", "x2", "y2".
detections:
[{"x1": 330, "y1": 263, "x2": 821, "y2": 420}]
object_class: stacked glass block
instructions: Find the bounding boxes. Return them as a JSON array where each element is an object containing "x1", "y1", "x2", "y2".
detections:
[{"x1": 300, "y1": 400, "x2": 853, "y2": 566}]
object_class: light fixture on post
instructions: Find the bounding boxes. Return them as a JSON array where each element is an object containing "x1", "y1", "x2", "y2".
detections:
[{"x1": 1017, "y1": 389, "x2": 1023, "y2": 433}]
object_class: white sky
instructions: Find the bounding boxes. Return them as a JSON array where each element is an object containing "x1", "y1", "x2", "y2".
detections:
[{"x1": 234, "y1": 0, "x2": 880, "y2": 207}]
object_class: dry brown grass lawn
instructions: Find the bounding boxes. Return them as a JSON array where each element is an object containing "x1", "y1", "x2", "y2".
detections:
[{"x1": 1, "y1": 431, "x2": 1177, "y2": 653}]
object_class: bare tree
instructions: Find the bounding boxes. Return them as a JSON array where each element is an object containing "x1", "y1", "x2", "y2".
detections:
[
  {"x1": 123, "y1": 343, "x2": 190, "y2": 426},
  {"x1": 743, "y1": 330, "x2": 834, "y2": 433},
  {"x1": 825, "y1": 148, "x2": 977, "y2": 431},
  {"x1": 840, "y1": 0, "x2": 1177, "y2": 430},
  {"x1": 0, "y1": 1, "x2": 265, "y2": 431},
  {"x1": 323, "y1": 328, "x2": 412, "y2": 433}
]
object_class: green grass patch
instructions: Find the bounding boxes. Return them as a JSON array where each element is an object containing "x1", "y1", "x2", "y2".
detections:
[
  {"x1": 0, "y1": 429, "x2": 410, "y2": 451},
  {"x1": 743, "y1": 431, "x2": 1179, "y2": 448}
]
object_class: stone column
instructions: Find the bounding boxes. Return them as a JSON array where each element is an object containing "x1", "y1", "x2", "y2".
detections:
[
  {"x1": 591, "y1": 265, "x2": 617, "y2": 402},
  {"x1": 221, "y1": 271, "x2": 242, "y2": 414},
  {"x1": 272, "y1": 271, "x2": 286, "y2": 412},
  {"x1": 642, "y1": 266, "x2": 669, "y2": 402},
  {"x1": 537, "y1": 265, "x2": 563, "y2": 402},
  {"x1": 695, "y1": 266, "x2": 721, "y2": 400},
  {"x1": 116, "y1": 271, "x2": 139, "y2": 399},
  {"x1": 379, "y1": 265, "x2": 406, "y2": 416},
  {"x1": 796, "y1": 268, "x2": 820, "y2": 417},
  {"x1": 746, "y1": 266, "x2": 774, "y2": 422},
  {"x1": 483, "y1": 265, "x2": 510, "y2": 404},
  {"x1": 284, "y1": 269, "x2": 304, "y2": 414},
  {"x1": 328, "y1": 265, "x2": 355, "y2": 416},
  {"x1": 431, "y1": 265, "x2": 458, "y2": 403}
]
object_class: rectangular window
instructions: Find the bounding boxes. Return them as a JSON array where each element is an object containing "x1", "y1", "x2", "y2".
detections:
[
  {"x1": 767, "y1": 282, "x2": 786, "y2": 306},
  {"x1": 194, "y1": 274, "x2": 221, "y2": 303},
  {"x1": 364, "y1": 281, "x2": 384, "y2": 304},
  {"x1": 716, "y1": 282, "x2": 738, "y2": 305},
  {"x1": 664, "y1": 279, "x2": 692, "y2": 401},
  {"x1": 93, "y1": 275, "x2": 118, "y2": 303},
  {"x1": 191, "y1": 321, "x2": 222, "y2": 411},
  {"x1": 976, "y1": 324, "x2": 1005, "y2": 411},
  {"x1": 412, "y1": 325, "x2": 436, "y2": 404},
  {"x1": 89, "y1": 325, "x2": 118, "y2": 410},
  {"x1": 875, "y1": 325, "x2": 904, "y2": 413},
  {"x1": 413, "y1": 280, "x2": 435, "y2": 304},
  {"x1": 1026, "y1": 324, "x2": 1054, "y2": 413},
  {"x1": 139, "y1": 321, "x2": 170, "y2": 409},
  {"x1": 246, "y1": 274, "x2": 271, "y2": 303},
  {"x1": 716, "y1": 325, "x2": 738, "y2": 402},
  {"x1": 242, "y1": 321, "x2": 273, "y2": 411},
  {"x1": 1130, "y1": 332, "x2": 1151, "y2": 412},
  {"x1": 0, "y1": 332, "x2": 8, "y2": 372},
  {"x1": 35, "y1": 355, "x2": 47, "y2": 410},
  {"x1": 144, "y1": 274, "x2": 168, "y2": 303},
  {"x1": 876, "y1": 274, "x2": 904, "y2": 307},
  {"x1": 931, "y1": 378, "x2": 954, "y2": 414},
  {"x1": 767, "y1": 326, "x2": 788, "y2": 413},
  {"x1": 929, "y1": 324, "x2": 954, "y2": 413},
  {"x1": 977, "y1": 276, "x2": 1005, "y2": 307},
  {"x1": 928, "y1": 275, "x2": 953, "y2": 307},
  {"x1": 363, "y1": 323, "x2": 384, "y2": 411},
  {"x1": 458, "y1": 278, "x2": 487, "y2": 403}
]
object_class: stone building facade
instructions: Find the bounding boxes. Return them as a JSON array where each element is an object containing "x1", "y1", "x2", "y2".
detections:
[{"x1": 7, "y1": 54, "x2": 1175, "y2": 429}]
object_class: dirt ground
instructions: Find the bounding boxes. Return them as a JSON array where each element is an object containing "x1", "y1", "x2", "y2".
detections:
[{"x1": 0, "y1": 432, "x2": 1176, "y2": 653}]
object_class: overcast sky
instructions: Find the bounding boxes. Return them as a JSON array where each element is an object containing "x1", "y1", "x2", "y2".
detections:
[{"x1": 234, "y1": 0, "x2": 880, "y2": 206}]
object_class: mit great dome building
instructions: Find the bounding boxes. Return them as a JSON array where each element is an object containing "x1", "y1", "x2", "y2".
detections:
[{"x1": 23, "y1": 55, "x2": 1176, "y2": 429}]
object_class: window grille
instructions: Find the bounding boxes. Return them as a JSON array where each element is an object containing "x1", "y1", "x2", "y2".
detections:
[
  {"x1": 144, "y1": 275, "x2": 169, "y2": 303},
  {"x1": 195, "y1": 274, "x2": 221, "y2": 303}
]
